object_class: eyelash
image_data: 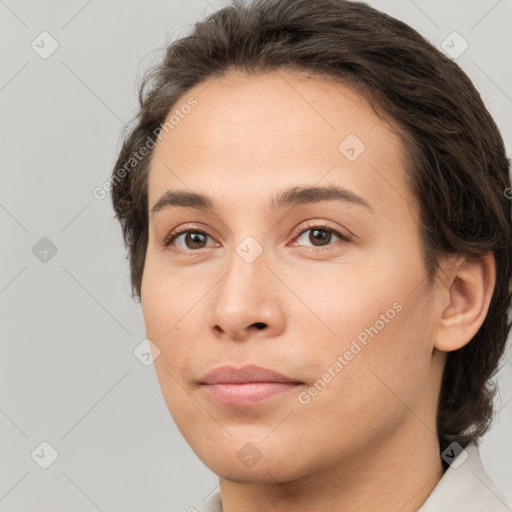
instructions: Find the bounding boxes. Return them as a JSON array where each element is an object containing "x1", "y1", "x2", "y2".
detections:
[{"x1": 163, "y1": 222, "x2": 351, "y2": 253}]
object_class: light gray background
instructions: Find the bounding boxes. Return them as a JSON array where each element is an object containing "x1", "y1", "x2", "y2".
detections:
[{"x1": 1, "y1": 1, "x2": 511, "y2": 511}]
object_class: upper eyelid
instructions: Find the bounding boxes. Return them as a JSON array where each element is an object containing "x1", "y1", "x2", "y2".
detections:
[{"x1": 296, "y1": 221, "x2": 351, "y2": 239}]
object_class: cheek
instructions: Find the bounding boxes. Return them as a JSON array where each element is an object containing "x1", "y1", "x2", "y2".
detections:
[
  {"x1": 141, "y1": 271, "x2": 194, "y2": 397},
  {"x1": 141, "y1": 262, "x2": 203, "y2": 341},
  {"x1": 290, "y1": 257, "x2": 435, "y2": 407},
  {"x1": 285, "y1": 300, "x2": 435, "y2": 468},
  {"x1": 142, "y1": 285, "x2": 199, "y2": 433}
]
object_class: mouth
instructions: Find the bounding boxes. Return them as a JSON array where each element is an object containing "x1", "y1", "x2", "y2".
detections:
[{"x1": 198, "y1": 364, "x2": 303, "y2": 407}]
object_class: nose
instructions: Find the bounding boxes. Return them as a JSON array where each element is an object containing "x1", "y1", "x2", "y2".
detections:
[{"x1": 207, "y1": 247, "x2": 286, "y2": 342}]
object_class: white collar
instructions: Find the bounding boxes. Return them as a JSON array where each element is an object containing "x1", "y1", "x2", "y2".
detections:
[{"x1": 418, "y1": 441, "x2": 511, "y2": 511}]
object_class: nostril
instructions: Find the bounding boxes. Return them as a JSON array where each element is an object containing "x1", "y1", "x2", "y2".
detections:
[{"x1": 253, "y1": 322, "x2": 267, "y2": 330}]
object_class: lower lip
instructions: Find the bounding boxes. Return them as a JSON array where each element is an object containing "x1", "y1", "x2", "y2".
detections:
[{"x1": 202, "y1": 382, "x2": 301, "y2": 407}]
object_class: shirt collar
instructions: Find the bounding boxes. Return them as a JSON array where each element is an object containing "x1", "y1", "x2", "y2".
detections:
[{"x1": 418, "y1": 441, "x2": 511, "y2": 511}]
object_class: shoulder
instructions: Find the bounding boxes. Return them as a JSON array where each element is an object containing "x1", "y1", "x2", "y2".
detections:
[{"x1": 418, "y1": 441, "x2": 512, "y2": 512}]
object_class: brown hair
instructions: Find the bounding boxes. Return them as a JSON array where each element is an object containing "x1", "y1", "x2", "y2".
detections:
[{"x1": 111, "y1": 0, "x2": 512, "y2": 463}]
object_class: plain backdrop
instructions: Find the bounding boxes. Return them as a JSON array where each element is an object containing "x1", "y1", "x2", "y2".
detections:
[{"x1": 1, "y1": 1, "x2": 511, "y2": 511}]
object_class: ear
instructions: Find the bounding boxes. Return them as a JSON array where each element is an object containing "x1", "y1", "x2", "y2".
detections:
[{"x1": 434, "y1": 252, "x2": 495, "y2": 352}]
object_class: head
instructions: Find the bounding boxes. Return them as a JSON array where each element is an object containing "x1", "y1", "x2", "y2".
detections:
[{"x1": 111, "y1": 0, "x2": 511, "y2": 478}]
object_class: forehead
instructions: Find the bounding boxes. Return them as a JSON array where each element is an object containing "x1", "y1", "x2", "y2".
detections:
[{"x1": 147, "y1": 69, "x2": 410, "y2": 217}]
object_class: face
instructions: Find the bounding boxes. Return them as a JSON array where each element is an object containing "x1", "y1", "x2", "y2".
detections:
[{"x1": 141, "y1": 70, "x2": 446, "y2": 483}]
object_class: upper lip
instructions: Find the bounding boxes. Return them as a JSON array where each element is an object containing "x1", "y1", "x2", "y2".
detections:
[{"x1": 199, "y1": 364, "x2": 302, "y2": 385}]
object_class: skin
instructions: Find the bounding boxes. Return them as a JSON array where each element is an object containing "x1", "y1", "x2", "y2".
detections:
[{"x1": 141, "y1": 69, "x2": 495, "y2": 512}]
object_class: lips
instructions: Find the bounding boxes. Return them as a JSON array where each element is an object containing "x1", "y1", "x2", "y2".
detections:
[
  {"x1": 200, "y1": 364, "x2": 302, "y2": 385},
  {"x1": 199, "y1": 364, "x2": 303, "y2": 407}
]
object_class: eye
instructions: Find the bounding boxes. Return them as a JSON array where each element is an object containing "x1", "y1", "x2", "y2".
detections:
[
  {"x1": 164, "y1": 228, "x2": 217, "y2": 251},
  {"x1": 292, "y1": 223, "x2": 350, "y2": 250}
]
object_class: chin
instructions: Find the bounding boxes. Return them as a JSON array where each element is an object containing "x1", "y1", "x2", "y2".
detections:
[
  {"x1": 189, "y1": 436, "x2": 311, "y2": 484},
  {"x1": 205, "y1": 457, "x2": 304, "y2": 484}
]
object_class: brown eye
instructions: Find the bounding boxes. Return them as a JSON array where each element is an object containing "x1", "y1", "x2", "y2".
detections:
[
  {"x1": 183, "y1": 232, "x2": 208, "y2": 249},
  {"x1": 294, "y1": 224, "x2": 350, "y2": 249},
  {"x1": 165, "y1": 230, "x2": 213, "y2": 250},
  {"x1": 308, "y1": 228, "x2": 333, "y2": 246}
]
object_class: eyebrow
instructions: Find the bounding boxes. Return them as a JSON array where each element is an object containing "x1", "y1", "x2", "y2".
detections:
[{"x1": 150, "y1": 184, "x2": 374, "y2": 216}]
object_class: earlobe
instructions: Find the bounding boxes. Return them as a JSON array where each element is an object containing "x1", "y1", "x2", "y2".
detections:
[{"x1": 434, "y1": 252, "x2": 495, "y2": 352}]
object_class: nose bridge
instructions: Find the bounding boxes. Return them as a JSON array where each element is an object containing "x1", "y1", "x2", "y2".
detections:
[{"x1": 220, "y1": 236, "x2": 270, "y2": 308}]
